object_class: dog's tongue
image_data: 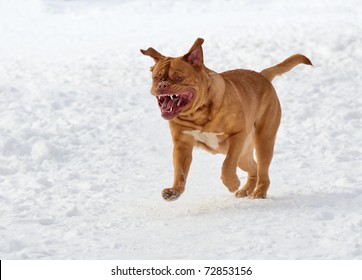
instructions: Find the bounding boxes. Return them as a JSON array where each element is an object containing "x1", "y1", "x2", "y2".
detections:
[
  {"x1": 162, "y1": 98, "x2": 179, "y2": 110},
  {"x1": 167, "y1": 99, "x2": 174, "y2": 110},
  {"x1": 160, "y1": 99, "x2": 168, "y2": 110},
  {"x1": 159, "y1": 95, "x2": 189, "y2": 113}
]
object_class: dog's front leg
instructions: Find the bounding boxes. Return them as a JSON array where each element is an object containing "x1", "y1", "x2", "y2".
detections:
[
  {"x1": 162, "y1": 139, "x2": 193, "y2": 201},
  {"x1": 221, "y1": 132, "x2": 245, "y2": 193}
]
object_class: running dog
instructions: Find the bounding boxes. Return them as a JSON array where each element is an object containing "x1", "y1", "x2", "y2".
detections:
[{"x1": 141, "y1": 38, "x2": 312, "y2": 201}]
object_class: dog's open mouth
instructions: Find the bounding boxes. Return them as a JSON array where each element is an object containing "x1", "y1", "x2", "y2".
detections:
[{"x1": 156, "y1": 91, "x2": 194, "y2": 120}]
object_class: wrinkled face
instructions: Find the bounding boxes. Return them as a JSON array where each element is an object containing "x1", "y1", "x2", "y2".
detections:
[
  {"x1": 141, "y1": 38, "x2": 207, "y2": 120},
  {"x1": 150, "y1": 58, "x2": 199, "y2": 120}
]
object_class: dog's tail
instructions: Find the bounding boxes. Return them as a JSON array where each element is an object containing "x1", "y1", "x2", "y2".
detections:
[{"x1": 260, "y1": 54, "x2": 312, "y2": 82}]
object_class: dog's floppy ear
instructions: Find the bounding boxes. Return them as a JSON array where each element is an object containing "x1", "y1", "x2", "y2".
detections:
[
  {"x1": 183, "y1": 38, "x2": 204, "y2": 67},
  {"x1": 140, "y1": 47, "x2": 165, "y2": 63}
]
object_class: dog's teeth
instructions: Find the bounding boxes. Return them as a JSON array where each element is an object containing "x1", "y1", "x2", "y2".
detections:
[{"x1": 170, "y1": 95, "x2": 173, "y2": 100}]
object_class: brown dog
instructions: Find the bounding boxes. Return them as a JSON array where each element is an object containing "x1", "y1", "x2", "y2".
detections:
[{"x1": 141, "y1": 38, "x2": 312, "y2": 201}]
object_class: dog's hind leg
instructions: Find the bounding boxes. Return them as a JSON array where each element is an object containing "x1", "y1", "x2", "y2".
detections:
[
  {"x1": 221, "y1": 132, "x2": 247, "y2": 193},
  {"x1": 251, "y1": 94, "x2": 281, "y2": 199},
  {"x1": 235, "y1": 134, "x2": 257, "y2": 198}
]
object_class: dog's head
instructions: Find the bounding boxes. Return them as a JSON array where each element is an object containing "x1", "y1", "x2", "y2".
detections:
[{"x1": 141, "y1": 38, "x2": 210, "y2": 120}]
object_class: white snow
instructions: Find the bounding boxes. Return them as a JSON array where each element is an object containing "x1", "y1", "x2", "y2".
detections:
[{"x1": 0, "y1": 0, "x2": 361, "y2": 259}]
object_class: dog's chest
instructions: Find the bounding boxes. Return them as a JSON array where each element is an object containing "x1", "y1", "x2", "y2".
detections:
[{"x1": 183, "y1": 130, "x2": 224, "y2": 149}]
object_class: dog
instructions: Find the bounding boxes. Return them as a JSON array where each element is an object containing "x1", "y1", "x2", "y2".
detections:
[{"x1": 141, "y1": 38, "x2": 312, "y2": 201}]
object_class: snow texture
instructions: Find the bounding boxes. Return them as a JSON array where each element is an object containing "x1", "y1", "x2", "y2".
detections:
[{"x1": 0, "y1": 0, "x2": 361, "y2": 259}]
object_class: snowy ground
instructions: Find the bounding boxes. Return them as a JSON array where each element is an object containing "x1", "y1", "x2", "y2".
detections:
[{"x1": 0, "y1": 0, "x2": 361, "y2": 259}]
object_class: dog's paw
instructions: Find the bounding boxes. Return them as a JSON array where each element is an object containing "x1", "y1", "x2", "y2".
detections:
[
  {"x1": 235, "y1": 189, "x2": 248, "y2": 198},
  {"x1": 162, "y1": 188, "x2": 181, "y2": 201},
  {"x1": 235, "y1": 180, "x2": 257, "y2": 198},
  {"x1": 221, "y1": 173, "x2": 240, "y2": 193},
  {"x1": 249, "y1": 189, "x2": 267, "y2": 199}
]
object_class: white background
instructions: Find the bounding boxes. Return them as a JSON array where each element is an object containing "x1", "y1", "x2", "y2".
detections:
[{"x1": 2, "y1": 260, "x2": 362, "y2": 280}]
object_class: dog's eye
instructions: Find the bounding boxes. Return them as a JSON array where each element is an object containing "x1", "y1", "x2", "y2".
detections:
[
  {"x1": 174, "y1": 76, "x2": 183, "y2": 83},
  {"x1": 153, "y1": 77, "x2": 159, "y2": 82}
]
